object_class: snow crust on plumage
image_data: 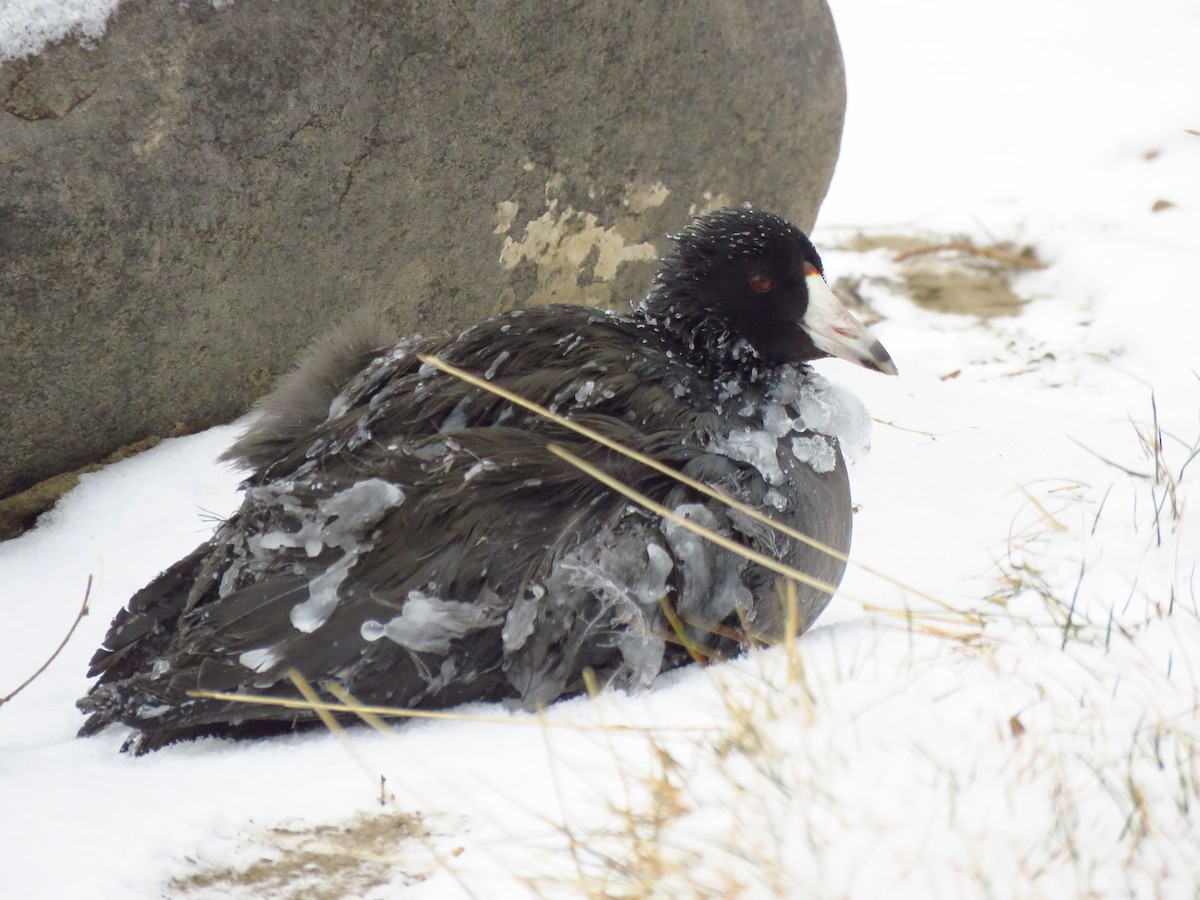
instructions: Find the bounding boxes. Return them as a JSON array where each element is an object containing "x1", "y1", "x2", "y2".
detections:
[
  {"x1": 785, "y1": 369, "x2": 872, "y2": 462},
  {"x1": 361, "y1": 590, "x2": 504, "y2": 654},
  {"x1": 238, "y1": 647, "x2": 280, "y2": 674},
  {"x1": 228, "y1": 478, "x2": 404, "y2": 665},
  {"x1": 662, "y1": 504, "x2": 752, "y2": 628},
  {"x1": 484, "y1": 350, "x2": 511, "y2": 380},
  {"x1": 712, "y1": 428, "x2": 787, "y2": 484},
  {"x1": 290, "y1": 555, "x2": 356, "y2": 633},
  {"x1": 707, "y1": 364, "x2": 872, "y2": 483},
  {"x1": 439, "y1": 397, "x2": 471, "y2": 433},
  {"x1": 501, "y1": 584, "x2": 545, "y2": 654},
  {"x1": 790, "y1": 435, "x2": 838, "y2": 474},
  {"x1": 503, "y1": 524, "x2": 680, "y2": 707},
  {"x1": 462, "y1": 460, "x2": 497, "y2": 482}
]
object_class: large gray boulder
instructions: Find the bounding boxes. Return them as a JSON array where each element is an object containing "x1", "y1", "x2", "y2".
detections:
[{"x1": 0, "y1": 0, "x2": 845, "y2": 504}]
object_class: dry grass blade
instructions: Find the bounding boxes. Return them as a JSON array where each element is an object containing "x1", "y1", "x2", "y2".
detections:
[
  {"x1": 1069, "y1": 436, "x2": 1151, "y2": 479},
  {"x1": 782, "y1": 579, "x2": 803, "y2": 674},
  {"x1": 288, "y1": 669, "x2": 345, "y2": 737},
  {"x1": 548, "y1": 442, "x2": 982, "y2": 636},
  {"x1": 286, "y1": 670, "x2": 407, "y2": 810},
  {"x1": 545, "y1": 442, "x2": 842, "y2": 601},
  {"x1": 184, "y1": 688, "x2": 716, "y2": 734},
  {"x1": 323, "y1": 681, "x2": 395, "y2": 738},
  {"x1": 1, "y1": 575, "x2": 91, "y2": 707},
  {"x1": 658, "y1": 595, "x2": 712, "y2": 665},
  {"x1": 418, "y1": 353, "x2": 955, "y2": 613},
  {"x1": 892, "y1": 241, "x2": 1047, "y2": 268},
  {"x1": 1017, "y1": 484, "x2": 1069, "y2": 532}
]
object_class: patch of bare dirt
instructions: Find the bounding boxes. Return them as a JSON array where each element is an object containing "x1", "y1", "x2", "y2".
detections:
[
  {"x1": 169, "y1": 810, "x2": 445, "y2": 899},
  {"x1": 832, "y1": 232, "x2": 1045, "y2": 320}
]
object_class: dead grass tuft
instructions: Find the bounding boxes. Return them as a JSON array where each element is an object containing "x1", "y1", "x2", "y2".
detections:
[
  {"x1": 169, "y1": 810, "x2": 436, "y2": 899},
  {"x1": 833, "y1": 231, "x2": 1045, "y2": 320}
]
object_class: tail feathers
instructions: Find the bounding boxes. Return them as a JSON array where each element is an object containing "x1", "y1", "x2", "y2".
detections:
[
  {"x1": 222, "y1": 313, "x2": 397, "y2": 475},
  {"x1": 77, "y1": 681, "x2": 312, "y2": 754},
  {"x1": 84, "y1": 544, "x2": 212, "y2": 680},
  {"x1": 77, "y1": 653, "x2": 323, "y2": 754}
]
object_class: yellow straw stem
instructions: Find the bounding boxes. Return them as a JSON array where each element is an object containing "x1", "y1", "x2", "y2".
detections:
[
  {"x1": 546, "y1": 443, "x2": 842, "y2": 598},
  {"x1": 288, "y1": 669, "x2": 347, "y2": 738},
  {"x1": 185, "y1": 687, "x2": 715, "y2": 733},
  {"x1": 657, "y1": 595, "x2": 712, "y2": 665},
  {"x1": 324, "y1": 680, "x2": 398, "y2": 738}
]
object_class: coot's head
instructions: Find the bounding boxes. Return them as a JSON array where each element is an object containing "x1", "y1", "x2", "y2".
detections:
[{"x1": 643, "y1": 206, "x2": 897, "y2": 374}]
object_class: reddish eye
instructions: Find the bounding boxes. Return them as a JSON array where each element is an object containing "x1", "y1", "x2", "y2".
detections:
[{"x1": 749, "y1": 274, "x2": 774, "y2": 293}]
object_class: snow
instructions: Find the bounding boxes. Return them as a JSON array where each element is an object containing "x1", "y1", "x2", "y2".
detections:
[
  {"x1": 0, "y1": 1, "x2": 245, "y2": 61},
  {"x1": 289, "y1": 555, "x2": 353, "y2": 633},
  {"x1": 3, "y1": 0, "x2": 1199, "y2": 896},
  {"x1": 710, "y1": 425, "x2": 788, "y2": 484},
  {"x1": 711, "y1": 365, "x2": 871, "y2": 480},
  {"x1": 243, "y1": 477, "x2": 405, "y2": 634},
  {"x1": 789, "y1": 434, "x2": 837, "y2": 474},
  {"x1": 0, "y1": 0, "x2": 117, "y2": 61},
  {"x1": 484, "y1": 349, "x2": 510, "y2": 381}
]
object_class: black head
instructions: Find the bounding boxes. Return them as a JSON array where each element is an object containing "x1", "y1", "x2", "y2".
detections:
[{"x1": 641, "y1": 206, "x2": 896, "y2": 374}]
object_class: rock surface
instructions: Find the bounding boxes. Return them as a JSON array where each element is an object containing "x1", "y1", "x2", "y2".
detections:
[{"x1": 0, "y1": 0, "x2": 845, "y2": 501}]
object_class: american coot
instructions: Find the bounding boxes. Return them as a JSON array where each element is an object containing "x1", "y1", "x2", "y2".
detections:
[{"x1": 78, "y1": 206, "x2": 896, "y2": 753}]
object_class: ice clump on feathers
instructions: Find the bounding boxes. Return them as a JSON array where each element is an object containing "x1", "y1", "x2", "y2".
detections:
[
  {"x1": 662, "y1": 504, "x2": 752, "y2": 628},
  {"x1": 788, "y1": 369, "x2": 873, "y2": 462},
  {"x1": 712, "y1": 428, "x2": 787, "y2": 484},
  {"x1": 361, "y1": 591, "x2": 504, "y2": 654},
  {"x1": 708, "y1": 364, "x2": 872, "y2": 483},
  {"x1": 790, "y1": 435, "x2": 838, "y2": 474},
  {"x1": 502, "y1": 524, "x2": 683, "y2": 708},
  {"x1": 233, "y1": 478, "x2": 404, "y2": 662}
]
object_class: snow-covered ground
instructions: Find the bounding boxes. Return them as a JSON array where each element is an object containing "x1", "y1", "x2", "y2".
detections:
[
  {"x1": 2, "y1": 0, "x2": 1198, "y2": 896},
  {"x1": 0, "y1": 0, "x2": 121, "y2": 61}
]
